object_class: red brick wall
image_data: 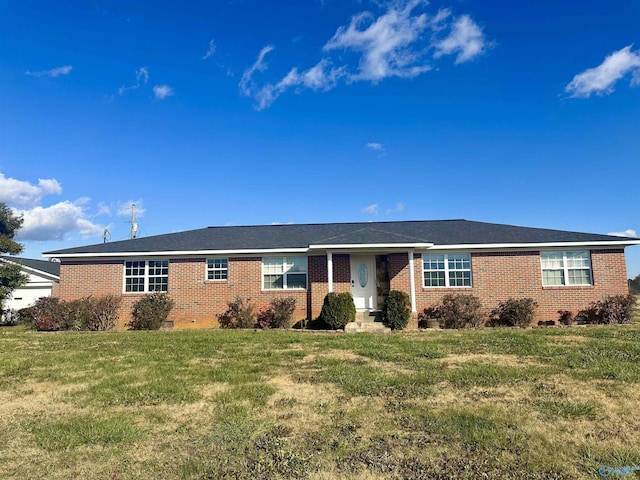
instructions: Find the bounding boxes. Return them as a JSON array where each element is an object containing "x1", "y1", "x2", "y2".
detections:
[
  {"x1": 51, "y1": 280, "x2": 60, "y2": 298},
  {"x1": 411, "y1": 249, "x2": 628, "y2": 322},
  {"x1": 308, "y1": 254, "x2": 350, "y2": 319},
  {"x1": 58, "y1": 249, "x2": 629, "y2": 329},
  {"x1": 59, "y1": 257, "x2": 307, "y2": 329}
]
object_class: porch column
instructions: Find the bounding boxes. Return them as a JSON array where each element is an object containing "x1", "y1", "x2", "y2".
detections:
[
  {"x1": 327, "y1": 251, "x2": 333, "y2": 293},
  {"x1": 408, "y1": 250, "x2": 417, "y2": 312}
]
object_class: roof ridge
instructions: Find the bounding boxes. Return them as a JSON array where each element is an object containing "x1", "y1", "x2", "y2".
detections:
[
  {"x1": 206, "y1": 219, "x2": 467, "y2": 229},
  {"x1": 366, "y1": 227, "x2": 431, "y2": 243}
]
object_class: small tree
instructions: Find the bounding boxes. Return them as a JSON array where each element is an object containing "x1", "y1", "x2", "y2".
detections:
[
  {"x1": 127, "y1": 293, "x2": 174, "y2": 330},
  {"x1": 0, "y1": 203, "x2": 28, "y2": 310},
  {"x1": 382, "y1": 290, "x2": 411, "y2": 330}
]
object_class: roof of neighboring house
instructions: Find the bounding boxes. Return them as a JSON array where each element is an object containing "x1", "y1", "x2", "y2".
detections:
[
  {"x1": 0, "y1": 256, "x2": 61, "y2": 277},
  {"x1": 44, "y1": 219, "x2": 640, "y2": 257}
]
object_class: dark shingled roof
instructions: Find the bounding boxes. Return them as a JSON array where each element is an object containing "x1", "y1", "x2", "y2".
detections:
[
  {"x1": 1, "y1": 256, "x2": 61, "y2": 277},
  {"x1": 44, "y1": 219, "x2": 637, "y2": 256}
]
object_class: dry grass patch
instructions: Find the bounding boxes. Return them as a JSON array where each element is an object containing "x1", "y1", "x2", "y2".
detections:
[
  {"x1": 440, "y1": 352, "x2": 545, "y2": 368},
  {"x1": 548, "y1": 334, "x2": 591, "y2": 343}
]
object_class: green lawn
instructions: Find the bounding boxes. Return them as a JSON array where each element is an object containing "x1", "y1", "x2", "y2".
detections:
[{"x1": 1, "y1": 323, "x2": 640, "y2": 479}]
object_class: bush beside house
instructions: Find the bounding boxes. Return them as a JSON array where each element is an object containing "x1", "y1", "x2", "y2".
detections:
[
  {"x1": 418, "y1": 294, "x2": 484, "y2": 329},
  {"x1": 217, "y1": 296, "x2": 257, "y2": 329},
  {"x1": 127, "y1": 293, "x2": 175, "y2": 330},
  {"x1": 488, "y1": 298, "x2": 538, "y2": 328},
  {"x1": 19, "y1": 295, "x2": 122, "y2": 331},
  {"x1": 579, "y1": 294, "x2": 636, "y2": 325},
  {"x1": 257, "y1": 297, "x2": 297, "y2": 329},
  {"x1": 381, "y1": 290, "x2": 411, "y2": 330},
  {"x1": 316, "y1": 292, "x2": 356, "y2": 330}
]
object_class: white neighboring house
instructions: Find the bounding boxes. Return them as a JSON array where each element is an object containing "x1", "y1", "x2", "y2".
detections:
[{"x1": 1, "y1": 256, "x2": 60, "y2": 311}]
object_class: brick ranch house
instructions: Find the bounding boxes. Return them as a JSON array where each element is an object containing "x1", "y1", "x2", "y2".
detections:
[{"x1": 45, "y1": 219, "x2": 639, "y2": 329}]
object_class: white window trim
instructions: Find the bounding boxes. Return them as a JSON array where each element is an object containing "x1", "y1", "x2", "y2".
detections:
[
  {"x1": 123, "y1": 259, "x2": 169, "y2": 293},
  {"x1": 206, "y1": 257, "x2": 228, "y2": 281},
  {"x1": 261, "y1": 256, "x2": 308, "y2": 291},
  {"x1": 540, "y1": 250, "x2": 593, "y2": 287},
  {"x1": 422, "y1": 252, "x2": 472, "y2": 288}
]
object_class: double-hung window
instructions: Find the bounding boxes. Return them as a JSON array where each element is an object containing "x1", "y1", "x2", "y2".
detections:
[
  {"x1": 423, "y1": 253, "x2": 472, "y2": 287},
  {"x1": 124, "y1": 260, "x2": 169, "y2": 292},
  {"x1": 262, "y1": 257, "x2": 307, "y2": 290},
  {"x1": 541, "y1": 251, "x2": 592, "y2": 286},
  {"x1": 206, "y1": 258, "x2": 228, "y2": 280}
]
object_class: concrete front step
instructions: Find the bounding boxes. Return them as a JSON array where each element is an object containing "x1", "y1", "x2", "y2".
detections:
[
  {"x1": 344, "y1": 321, "x2": 391, "y2": 334},
  {"x1": 355, "y1": 310, "x2": 382, "y2": 323}
]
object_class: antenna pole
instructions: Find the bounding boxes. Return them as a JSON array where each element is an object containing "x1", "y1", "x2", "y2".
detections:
[{"x1": 130, "y1": 204, "x2": 138, "y2": 239}]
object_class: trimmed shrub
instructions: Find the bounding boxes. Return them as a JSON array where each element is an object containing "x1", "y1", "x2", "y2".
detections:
[
  {"x1": 217, "y1": 296, "x2": 257, "y2": 329},
  {"x1": 127, "y1": 293, "x2": 174, "y2": 330},
  {"x1": 257, "y1": 297, "x2": 297, "y2": 329},
  {"x1": 382, "y1": 290, "x2": 411, "y2": 330},
  {"x1": 317, "y1": 292, "x2": 356, "y2": 330},
  {"x1": 489, "y1": 298, "x2": 537, "y2": 328},
  {"x1": 580, "y1": 294, "x2": 636, "y2": 325},
  {"x1": 418, "y1": 294, "x2": 483, "y2": 329}
]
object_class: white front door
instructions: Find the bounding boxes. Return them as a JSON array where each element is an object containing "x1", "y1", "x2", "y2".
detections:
[{"x1": 350, "y1": 255, "x2": 377, "y2": 310}]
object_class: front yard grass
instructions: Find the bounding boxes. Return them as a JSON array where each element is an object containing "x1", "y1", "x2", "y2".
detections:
[{"x1": 1, "y1": 323, "x2": 640, "y2": 479}]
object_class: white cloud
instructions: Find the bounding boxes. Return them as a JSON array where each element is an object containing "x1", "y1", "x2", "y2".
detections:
[
  {"x1": 386, "y1": 202, "x2": 405, "y2": 214},
  {"x1": 119, "y1": 66, "x2": 150, "y2": 96},
  {"x1": 239, "y1": 45, "x2": 275, "y2": 97},
  {"x1": 608, "y1": 229, "x2": 638, "y2": 238},
  {"x1": 240, "y1": 1, "x2": 489, "y2": 109},
  {"x1": 153, "y1": 84, "x2": 174, "y2": 100},
  {"x1": 366, "y1": 142, "x2": 385, "y2": 151},
  {"x1": 251, "y1": 59, "x2": 347, "y2": 110},
  {"x1": 0, "y1": 172, "x2": 61, "y2": 208},
  {"x1": 324, "y1": 0, "x2": 432, "y2": 82},
  {"x1": 16, "y1": 201, "x2": 104, "y2": 241},
  {"x1": 136, "y1": 66, "x2": 149, "y2": 84},
  {"x1": 362, "y1": 203, "x2": 379, "y2": 214},
  {"x1": 97, "y1": 202, "x2": 111, "y2": 216},
  {"x1": 566, "y1": 45, "x2": 640, "y2": 98},
  {"x1": 203, "y1": 39, "x2": 216, "y2": 59},
  {"x1": 0, "y1": 172, "x2": 136, "y2": 242},
  {"x1": 433, "y1": 14, "x2": 489, "y2": 64},
  {"x1": 25, "y1": 65, "x2": 73, "y2": 78}
]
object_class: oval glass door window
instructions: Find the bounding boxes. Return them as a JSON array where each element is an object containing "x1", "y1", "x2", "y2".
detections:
[{"x1": 358, "y1": 263, "x2": 368, "y2": 288}]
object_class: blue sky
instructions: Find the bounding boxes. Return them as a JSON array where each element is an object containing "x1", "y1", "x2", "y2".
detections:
[{"x1": 1, "y1": 0, "x2": 639, "y2": 277}]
